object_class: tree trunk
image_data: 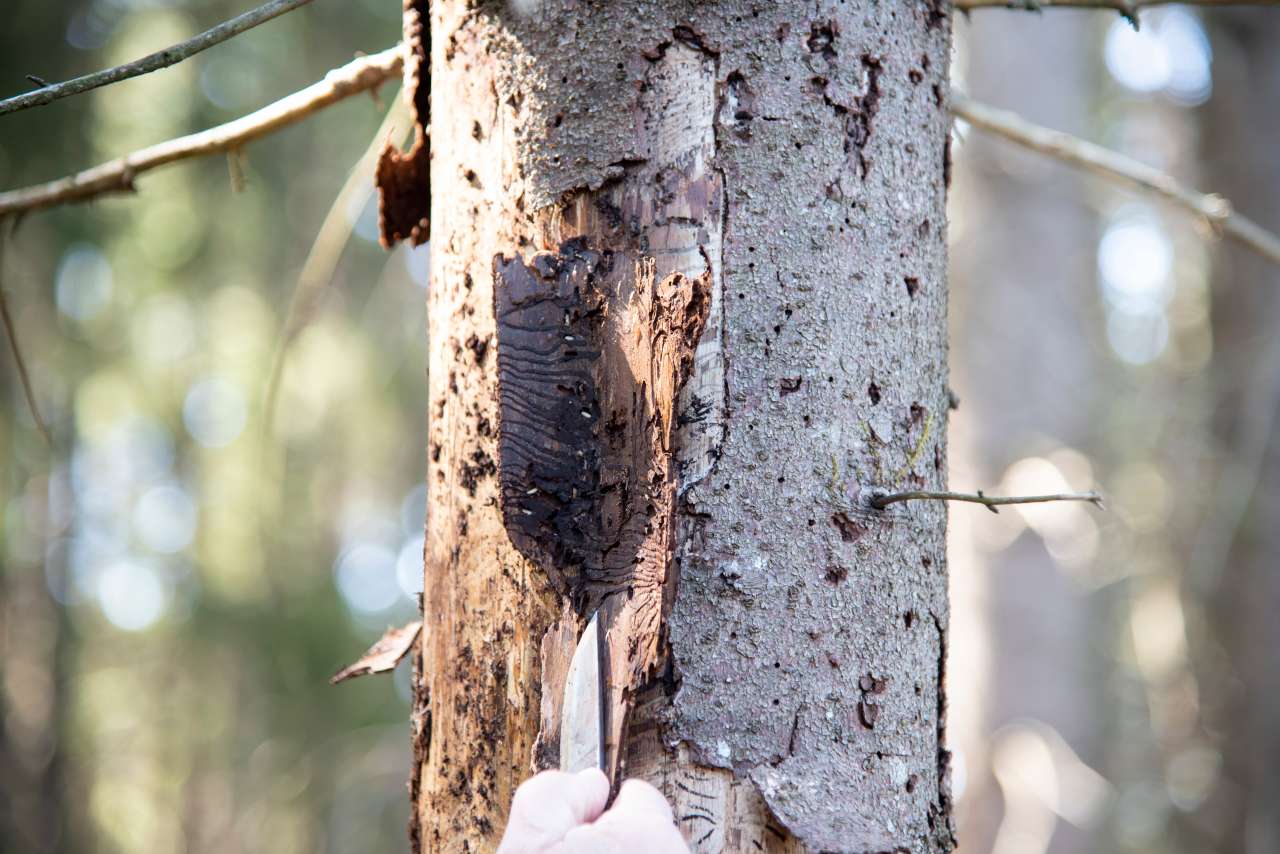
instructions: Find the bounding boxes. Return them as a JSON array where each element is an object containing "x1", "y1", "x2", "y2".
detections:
[
  {"x1": 407, "y1": 1, "x2": 954, "y2": 850},
  {"x1": 1198, "y1": 12, "x2": 1280, "y2": 853}
]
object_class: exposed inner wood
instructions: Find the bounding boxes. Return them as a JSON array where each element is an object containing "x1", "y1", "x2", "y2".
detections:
[{"x1": 493, "y1": 240, "x2": 710, "y2": 782}]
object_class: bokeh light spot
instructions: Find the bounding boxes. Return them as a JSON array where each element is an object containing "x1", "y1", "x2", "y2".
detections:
[
  {"x1": 183, "y1": 377, "x2": 248, "y2": 448},
  {"x1": 97, "y1": 560, "x2": 167, "y2": 632},
  {"x1": 334, "y1": 544, "x2": 400, "y2": 614},
  {"x1": 56, "y1": 243, "x2": 114, "y2": 322}
]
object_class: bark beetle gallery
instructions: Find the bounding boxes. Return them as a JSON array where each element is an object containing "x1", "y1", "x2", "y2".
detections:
[{"x1": 493, "y1": 239, "x2": 710, "y2": 782}]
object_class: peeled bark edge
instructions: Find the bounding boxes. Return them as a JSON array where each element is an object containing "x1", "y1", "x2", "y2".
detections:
[{"x1": 377, "y1": 0, "x2": 431, "y2": 248}]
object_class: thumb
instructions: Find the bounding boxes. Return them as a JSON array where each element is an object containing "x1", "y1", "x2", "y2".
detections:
[{"x1": 497, "y1": 768, "x2": 610, "y2": 853}]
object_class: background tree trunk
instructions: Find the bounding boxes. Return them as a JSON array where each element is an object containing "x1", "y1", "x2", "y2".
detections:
[
  {"x1": 416, "y1": 2, "x2": 954, "y2": 850},
  {"x1": 948, "y1": 13, "x2": 1106, "y2": 854},
  {"x1": 1197, "y1": 12, "x2": 1280, "y2": 853}
]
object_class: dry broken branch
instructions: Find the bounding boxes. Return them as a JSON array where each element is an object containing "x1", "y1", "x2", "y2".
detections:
[
  {"x1": 952, "y1": 94, "x2": 1280, "y2": 267},
  {"x1": 870, "y1": 488, "x2": 1103, "y2": 513},
  {"x1": 0, "y1": 0, "x2": 317, "y2": 116},
  {"x1": 0, "y1": 45, "x2": 404, "y2": 218}
]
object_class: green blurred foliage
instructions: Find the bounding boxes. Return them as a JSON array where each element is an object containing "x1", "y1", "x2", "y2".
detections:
[{"x1": 0, "y1": 3, "x2": 426, "y2": 852}]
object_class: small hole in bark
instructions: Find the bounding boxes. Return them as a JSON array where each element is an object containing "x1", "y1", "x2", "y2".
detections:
[
  {"x1": 773, "y1": 661, "x2": 781, "y2": 669},
  {"x1": 831, "y1": 512, "x2": 865, "y2": 543},
  {"x1": 777, "y1": 476, "x2": 785, "y2": 483},
  {"x1": 905, "y1": 276, "x2": 920, "y2": 298},
  {"x1": 922, "y1": 556, "x2": 933, "y2": 568},
  {"x1": 808, "y1": 518, "x2": 815, "y2": 526},
  {"x1": 906, "y1": 775, "x2": 919, "y2": 793},
  {"x1": 868, "y1": 382, "x2": 882, "y2": 405}
]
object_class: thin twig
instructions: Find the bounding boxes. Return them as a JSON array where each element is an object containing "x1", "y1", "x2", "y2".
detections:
[
  {"x1": 0, "y1": 0, "x2": 316, "y2": 116},
  {"x1": 870, "y1": 488, "x2": 1103, "y2": 513},
  {"x1": 952, "y1": 94, "x2": 1280, "y2": 268},
  {"x1": 262, "y1": 88, "x2": 411, "y2": 434},
  {"x1": 0, "y1": 230, "x2": 52, "y2": 447},
  {"x1": 0, "y1": 46, "x2": 404, "y2": 218},
  {"x1": 954, "y1": 0, "x2": 1280, "y2": 12}
]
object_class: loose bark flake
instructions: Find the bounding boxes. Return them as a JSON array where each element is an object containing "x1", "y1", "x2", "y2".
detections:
[
  {"x1": 376, "y1": 0, "x2": 431, "y2": 247},
  {"x1": 493, "y1": 238, "x2": 711, "y2": 780},
  {"x1": 330, "y1": 620, "x2": 423, "y2": 684}
]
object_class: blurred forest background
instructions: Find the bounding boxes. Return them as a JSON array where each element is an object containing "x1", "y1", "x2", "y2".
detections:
[{"x1": 0, "y1": 3, "x2": 1276, "y2": 854}]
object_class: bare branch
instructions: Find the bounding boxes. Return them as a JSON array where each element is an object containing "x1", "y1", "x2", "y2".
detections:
[
  {"x1": 0, "y1": 46, "x2": 403, "y2": 218},
  {"x1": 869, "y1": 488, "x2": 1103, "y2": 513},
  {"x1": 0, "y1": 233, "x2": 52, "y2": 447},
  {"x1": 952, "y1": 94, "x2": 1280, "y2": 268},
  {"x1": 0, "y1": 0, "x2": 317, "y2": 116}
]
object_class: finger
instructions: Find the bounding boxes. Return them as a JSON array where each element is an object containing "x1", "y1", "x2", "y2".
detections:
[
  {"x1": 550, "y1": 823, "x2": 627, "y2": 854},
  {"x1": 556, "y1": 809, "x2": 689, "y2": 854},
  {"x1": 610, "y1": 779, "x2": 676, "y2": 822},
  {"x1": 582, "y1": 780, "x2": 689, "y2": 853},
  {"x1": 497, "y1": 768, "x2": 610, "y2": 853}
]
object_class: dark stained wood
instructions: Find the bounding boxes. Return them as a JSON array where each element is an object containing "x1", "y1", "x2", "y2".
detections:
[{"x1": 494, "y1": 239, "x2": 710, "y2": 781}]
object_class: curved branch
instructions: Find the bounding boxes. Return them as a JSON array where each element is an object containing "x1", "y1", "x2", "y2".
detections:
[
  {"x1": 870, "y1": 488, "x2": 1103, "y2": 513},
  {"x1": 951, "y1": 93, "x2": 1280, "y2": 267},
  {"x1": 0, "y1": 46, "x2": 404, "y2": 218},
  {"x1": 0, "y1": 235, "x2": 52, "y2": 447},
  {"x1": 1, "y1": 0, "x2": 317, "y2": 117},
  {"x1": 262, "y1": 89, "x2": 412, "y2": 433}
]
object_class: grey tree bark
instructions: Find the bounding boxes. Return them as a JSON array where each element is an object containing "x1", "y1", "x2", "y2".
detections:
[{"x1": 412, "y1": 2, "x2": 955, "y2": 850}]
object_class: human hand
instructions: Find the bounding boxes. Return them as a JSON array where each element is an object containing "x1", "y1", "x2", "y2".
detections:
[{"x1": 496, "y1": 768, "x2": 690, "y2": 853}]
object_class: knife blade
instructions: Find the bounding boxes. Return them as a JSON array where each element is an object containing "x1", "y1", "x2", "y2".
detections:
[{"x1": 558, "y1": 611, "x2": 605, "y2": 774}]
